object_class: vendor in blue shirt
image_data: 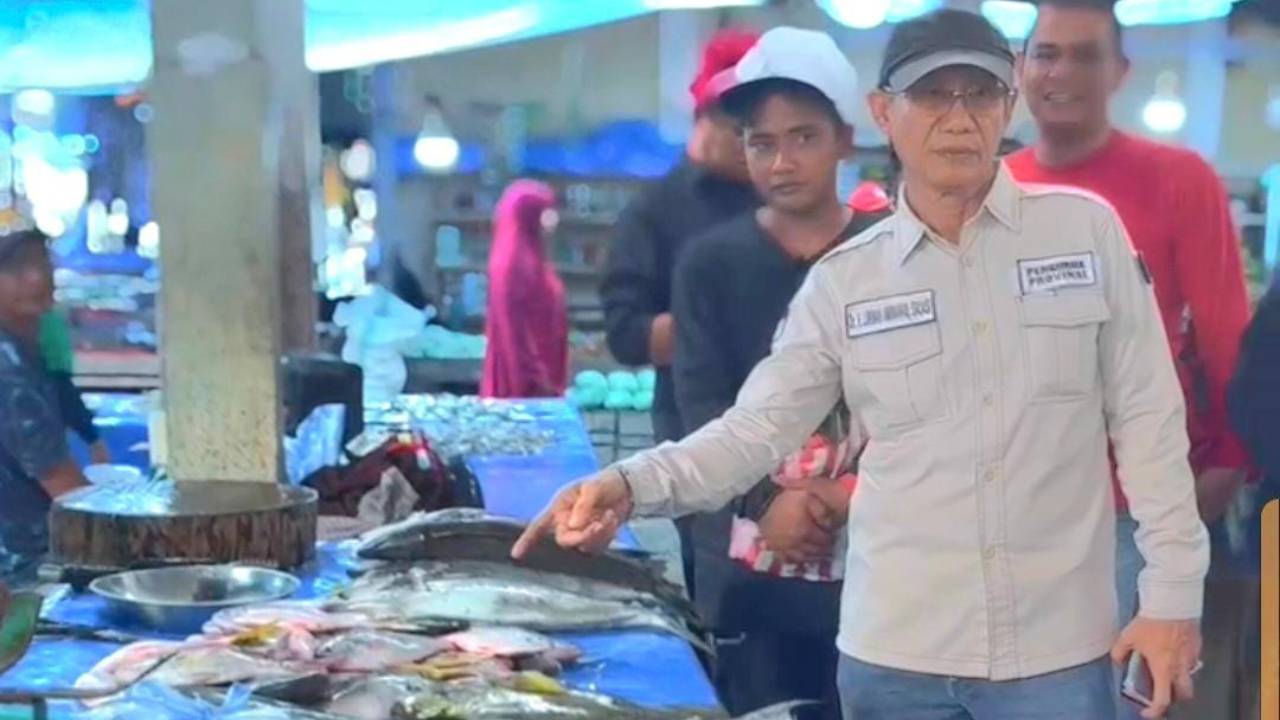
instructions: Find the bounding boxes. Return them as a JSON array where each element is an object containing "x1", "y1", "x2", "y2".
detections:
[{"x1": 0, "y1": 224, "x2": 88, "y2": 586}]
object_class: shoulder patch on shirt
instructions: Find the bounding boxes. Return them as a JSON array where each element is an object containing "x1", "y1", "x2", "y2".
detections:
[
  {"x1": 1017, "y1": 252, "x2": 1097, "y2": 295},
  {"x1": 845, "y1": 290, "x2": 936, "y2": 338}
]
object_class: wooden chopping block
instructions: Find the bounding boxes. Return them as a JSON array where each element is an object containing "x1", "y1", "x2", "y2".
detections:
[{"x1": 49, "y1": 481, "x2": 318, "y2": 571}]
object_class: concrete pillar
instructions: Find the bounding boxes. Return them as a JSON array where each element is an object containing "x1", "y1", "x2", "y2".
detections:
[
  {"x1": 657, "y1": 11, "x2": 704, "y2": 144},
  {"x1": 150, "y1": 0, "x2": 312, "y2": 482},
  {"x1": 269, "y1": 35, "x2": 323, "y2": 353},
  {"x1": 1181, "y1": 19, "x2": 1228, "y2": 163},
  {"x1": 370, "y1": 63, "x2": 402, "y2": 289}
]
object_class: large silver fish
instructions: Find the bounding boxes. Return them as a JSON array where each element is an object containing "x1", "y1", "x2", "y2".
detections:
[
  {"x1": 335, "y1": 575, "x2": 708, "y2": 652},
  {"x1": 354, "y1": 510, "x2": 693, "y2": 621}
]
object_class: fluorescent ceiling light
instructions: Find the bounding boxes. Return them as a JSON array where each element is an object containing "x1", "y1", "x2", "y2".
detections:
[
  {"x1": 306, "y1": 6, "x2": 541, "y2": 72},
  {"x1": 819, "y1": 0, "x2": 891, "y2": 29},
  {"x1": 642, "y1": 0, "x2": 763, "y2": 9},
  {"x1": 1114, "y1": 0, "x2": 1240, "y2": 26},
  {"x1": 820, "y1": 0, "x2": 940, "y2": 29},
  {"x1": 982, "y1": 1, "x2": 1038, "y2": 39},
  {"x1": 885, "y1": 0, "x2": 943, "y2": 22}
]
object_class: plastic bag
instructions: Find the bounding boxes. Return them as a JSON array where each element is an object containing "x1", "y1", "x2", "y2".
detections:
[
  {"x1": 78, "y1": 683, "x2": 291, "y2": 720},
  {"x1": 284, "y1": 403, "x2": 346, "y2": 485},
  {"x1": 335, "y1": 286, "x2": 428, "y2": 404}
]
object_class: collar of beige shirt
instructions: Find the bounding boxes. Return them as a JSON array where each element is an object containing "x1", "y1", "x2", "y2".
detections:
[{"x1": 892, "y1": 163, "x2": 1023, "y2": 265}]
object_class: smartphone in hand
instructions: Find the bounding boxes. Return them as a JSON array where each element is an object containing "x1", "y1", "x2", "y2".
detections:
[{"x1": 1121, "y1": 651, "x2": 1204, "y2": 708}]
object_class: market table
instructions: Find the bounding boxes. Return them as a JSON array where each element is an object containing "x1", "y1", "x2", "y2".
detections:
[{"x1": 3, "y1": 396, "x2": 716, "y2": 715}]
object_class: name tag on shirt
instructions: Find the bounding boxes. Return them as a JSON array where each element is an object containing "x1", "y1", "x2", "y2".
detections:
[
  {"x1": 1017, "y1": 252, "x2": 1097, "y2": 295},
  {"x1": 846, "y1": 290, "x2": 936, "y2": 338}
]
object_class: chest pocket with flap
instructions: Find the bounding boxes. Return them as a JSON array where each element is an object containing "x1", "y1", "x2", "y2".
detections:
[
  {"x1": 848, "y1": 321, "x2": 948, "y2": 431},
  {"x1": 1018, "y1": 292, "x2": 1111, "y2": 402}
]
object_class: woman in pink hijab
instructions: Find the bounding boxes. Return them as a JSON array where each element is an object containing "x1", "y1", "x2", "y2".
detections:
[{"x1": 481, "y1": 180, "x2": 568, "y2": 398}]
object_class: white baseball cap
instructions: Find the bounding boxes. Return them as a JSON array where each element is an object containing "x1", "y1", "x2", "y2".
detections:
[{"x1": 714, "y1": 26, "x2": 859, "y2": 126}]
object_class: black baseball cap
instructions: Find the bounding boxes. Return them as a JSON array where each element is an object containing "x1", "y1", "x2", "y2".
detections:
[{"x1": 878, "y1": 8, "x2": 1015, "y2": 92}]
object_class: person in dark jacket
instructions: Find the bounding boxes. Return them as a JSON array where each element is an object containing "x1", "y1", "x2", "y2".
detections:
[
  {"x1": 602, "y1": 29, "x2": 760, "y2": 446},
  {"x1": 1229, "y1": 277, "x2": 1280, "y2": 487},
  {"x1": 601, "y1": 29, "x2": 760, "y2": 596}
]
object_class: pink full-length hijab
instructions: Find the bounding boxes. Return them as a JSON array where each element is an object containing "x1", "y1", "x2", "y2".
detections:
[{"x1": 480, "y1": 180, "x2": 568, "y2": 399}]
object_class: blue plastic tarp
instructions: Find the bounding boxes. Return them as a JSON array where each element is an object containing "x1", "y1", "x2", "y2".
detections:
[{"x1": 8, "y1": 396, "x2": 708, "y2": 712}]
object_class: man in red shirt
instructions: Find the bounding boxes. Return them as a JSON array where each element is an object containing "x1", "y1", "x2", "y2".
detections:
[{"x1": 1005, "y1": 1, "x2": 1253, "y2": 717}]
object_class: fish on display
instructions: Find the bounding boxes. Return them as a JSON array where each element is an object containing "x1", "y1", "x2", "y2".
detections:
[
  {"x1": 335, "y1": 576, "x2": 708, "y2": 652},
  {"x1": 443, "y1": 626, "x2": 564, "y2": 658},
  {"x1": 76, "y1": 640, "x2": 186, "y2": 692},
  {"x1": 77, "y1": 639, "x2": 312, "y2": 691},
  {"x1": 316, "y1": 630, "x2": 451, "y2": 673},
  {"x1": 390, "y1": 677, "x2": 733, "y2": 720},
  {"x1": 325, "y1": 676, "x2": 432, "y2": 720},
  {"x1": 348, "y1": 560, "x2": 697, "y2": 629},
  {"x1": 205, "y1": 600, "x2": 380, "y2": 636},
  {"x1": 355, "y1": 509, "x2": 692, "y2": 617}
]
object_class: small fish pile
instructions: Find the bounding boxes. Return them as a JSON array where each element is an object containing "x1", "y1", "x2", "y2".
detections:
[
  {"x1": 329, "y1": 675, "x2": 810, "y2": 720},
  {"x1": 76, "y1": 622, "x2": 581, "y2": 697},
  {"x1": 372, "y1": 395, "x2": 557, "y2": 457}
]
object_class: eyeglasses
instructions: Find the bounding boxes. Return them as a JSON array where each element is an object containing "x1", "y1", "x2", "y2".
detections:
[{"x1": 889, "y1": 83, "x2": 1015, "y2": 115}]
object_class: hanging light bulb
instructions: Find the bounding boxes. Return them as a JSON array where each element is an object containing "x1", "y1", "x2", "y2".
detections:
[
  {"x1": 413, "y1": 95, "x2": 459, "y2": 173},
  {"x1": 1141, "y1": 71, "x2": 1187, "y2": 135},
  {"x1": 13, "y1": 89, "x2": 55, "y2": 118},
  {"x1": 339, "y1": 139, "x2": 375, "y2": 181}
]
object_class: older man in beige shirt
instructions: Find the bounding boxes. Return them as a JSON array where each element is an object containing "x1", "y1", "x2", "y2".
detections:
[{"x1": 516, "y1": 9, "x2": 1207, "y2": 720}]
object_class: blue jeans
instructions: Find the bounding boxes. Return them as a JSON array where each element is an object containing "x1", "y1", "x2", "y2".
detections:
[
  {"x1": 1114, "y1": 515, "x2": 1145, "y2": 720},
  {"x1": 837, "y1": 655, "x2": 1116, "y2": 720}
]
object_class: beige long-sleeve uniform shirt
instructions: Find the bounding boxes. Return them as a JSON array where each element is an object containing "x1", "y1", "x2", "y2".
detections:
[{"x1": 621, "y1": 165, "x2": 1209, "y2": 680}]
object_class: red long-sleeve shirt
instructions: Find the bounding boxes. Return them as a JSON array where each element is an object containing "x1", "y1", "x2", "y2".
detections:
[{"x1": 1006, "y1": 131, "x2": 1252, "y2": 508}]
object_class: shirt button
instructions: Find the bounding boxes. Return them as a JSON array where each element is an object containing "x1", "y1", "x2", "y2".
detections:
[
  {"x1": 982, "y1": 393, "x2": 995, "y2": 407},
  {"x1": 972, "y1": 320, "x2": 987, "y2": 335},
  {"x1": 983, "y1": 547, "x2": 997, "y2": 561},
  {"x1": 984, "y1": 469, "x2": 997, "y2": 484},
  {"x1": 963, "y1": 256, "x2": 976, "y2": 268}
]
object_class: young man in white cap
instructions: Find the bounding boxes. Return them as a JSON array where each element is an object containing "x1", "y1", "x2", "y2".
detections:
[
  {"x1": 517, "y1": 9, "x2": 1208, "y2": 719},
  {"x1": 670, "y1": 27, "x2": 886, "y2": 718}
]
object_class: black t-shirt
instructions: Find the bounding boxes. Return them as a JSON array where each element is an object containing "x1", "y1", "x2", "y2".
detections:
[
  {"x1": 673, "y1": 210, "x2": 888, "y2": 433},
  {"x1": 601, "y1": 159, "x2": 760, "y2": 440},
  {"x1": 669, "y1": 208, "x2": 889, "y2": 632},
  {"x1": 0, "y1": 326, "x2": 69, "y2": 577}
]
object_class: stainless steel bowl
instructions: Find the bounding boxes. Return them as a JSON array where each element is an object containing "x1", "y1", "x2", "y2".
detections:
[{"x1": 89, "y1": 564, "x2": 300, "y2": 634}]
